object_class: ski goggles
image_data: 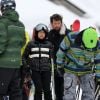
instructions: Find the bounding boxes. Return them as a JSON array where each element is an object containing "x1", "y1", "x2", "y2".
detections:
[{"x1": 35, "y1": 24, "x2": 48, "y2": 32}]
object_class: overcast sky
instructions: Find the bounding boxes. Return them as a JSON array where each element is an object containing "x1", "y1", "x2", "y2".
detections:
[
  {"x1": 0, "y1": 0, "x2": 100, "y2": 37},
  {"x1": 15, "y1": 0, "x2": 79, "y2": 36}
]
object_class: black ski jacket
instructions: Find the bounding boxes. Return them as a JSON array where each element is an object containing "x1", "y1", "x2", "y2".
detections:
[{"x1": 22, "y1": 40, "x2": 53, "y2": 71}]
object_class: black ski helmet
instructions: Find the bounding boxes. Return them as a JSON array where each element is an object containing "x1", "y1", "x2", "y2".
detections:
[
  {"x1": 0, "y1": 0, "x2": 16, "y2": 12},
  {"x1": 35, "y1": 23, "x2": 48, "y2": 33},
  {"x1": 34, "y1": 23, "x2": 48, "y2": 41}
]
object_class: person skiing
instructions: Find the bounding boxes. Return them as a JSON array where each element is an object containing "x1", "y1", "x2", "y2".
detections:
[
  {"x1": 56, "y1": 27, "x2": 100, "y2": 100},
  {"x1": 48, "y1": 13, "x2": 71, "y2": 100},
  {"x1": 0, "y1": 0, "x2": 26, "y2": 100},
  {"x1": 22, "y1": 23, "x2": 53, "y2": 100}
]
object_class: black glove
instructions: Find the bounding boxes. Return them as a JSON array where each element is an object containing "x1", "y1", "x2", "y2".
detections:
[{"x1": 56, "y1": 67, "x2": 65, "y2": 77}]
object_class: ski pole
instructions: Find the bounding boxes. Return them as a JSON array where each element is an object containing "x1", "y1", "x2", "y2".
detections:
[
  {"x1": 75, "y1": 84, "x2": 82, "y2": 100},
  {"x1": 51, "y1": 58, "x2": 56, "y2": 100},
  {"x1": 28, "y1": 80, "x2": 35, "y2": 100}
]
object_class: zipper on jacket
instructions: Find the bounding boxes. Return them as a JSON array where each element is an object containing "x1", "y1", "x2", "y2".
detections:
[{"x1": 39, "y1": 43, "x2": 41, "y2": 71}]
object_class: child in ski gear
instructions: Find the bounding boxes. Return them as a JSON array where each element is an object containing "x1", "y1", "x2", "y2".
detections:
[
  {"x1": 56, "y1": 27, "x2": 100, "y2": 100},
  {"x1": 22, "y1": 23, "x2": 53, "y2": 100},
  {"x1": 48, "y1": 13, "x2": 71, "y2": 100},
  {"x1": 0, "y1": 0, "x2": 26, "y2": 100}
]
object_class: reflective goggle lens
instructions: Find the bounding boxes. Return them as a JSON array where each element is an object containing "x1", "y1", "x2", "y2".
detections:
[{"x1": 35, "y1": 24, "x2": 48, "y2": 32}]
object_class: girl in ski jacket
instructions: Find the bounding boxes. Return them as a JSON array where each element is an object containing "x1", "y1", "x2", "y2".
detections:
[{"x1": 22, "y1": 23, "x2": 53, "y2": 100}]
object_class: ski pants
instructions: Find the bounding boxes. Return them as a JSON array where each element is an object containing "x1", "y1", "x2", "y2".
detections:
[
  {"x1": 32, "y1": 70, "x2": 52, "y2": 100},
  {"x1": 0, "y1": 68, "x2": 22, "y2": 100},
  {"x1": 63, "y1": 73, "x2": 95, "y2": 100},
  {"x1": 54, "y1": 71, "x2": 64, "y2": 100}
]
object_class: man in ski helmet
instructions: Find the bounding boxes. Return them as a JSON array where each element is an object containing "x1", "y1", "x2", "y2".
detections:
[
  {"x1": 22, "y1": 23, "x2": 53, "y2": 100},
  {"x1": 56, "y1": 27, "x2": 100, "y2": 100},
  {"x1": 0, "y1": 0, "x2": 26, "y2": 100}
]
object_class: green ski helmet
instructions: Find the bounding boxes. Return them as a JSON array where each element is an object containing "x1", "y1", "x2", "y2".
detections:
[{"x1": 82, "y1": 27, "x2": 98, "y2": 48}]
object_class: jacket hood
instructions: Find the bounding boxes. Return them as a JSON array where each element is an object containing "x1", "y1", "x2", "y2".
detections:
[
  {"x1": 82, "y1": 28, "x2": 98, "y2": 49},
  {"x1": 3, "y1": 10, "x2": 19, "y2": 22},
  {"x1": 75, "y1": 27, "x2": 98, "y2": 49}
]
